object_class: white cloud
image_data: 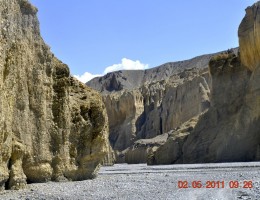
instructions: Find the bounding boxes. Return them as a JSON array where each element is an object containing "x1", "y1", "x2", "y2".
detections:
[
  {"x1": 104, "y1": 58, "x2": 149, "y2": 74},
  {"x1": 74, "y1": 58, "x2": 149, "y2": 83},
  {"x1": 74, "y1": 72, "x2": 102, "y2": 83}
]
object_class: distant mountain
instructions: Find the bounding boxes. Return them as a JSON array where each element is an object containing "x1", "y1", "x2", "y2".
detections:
[{"x1": 87, "y1": 49, "x2": 238, "y2": 93}]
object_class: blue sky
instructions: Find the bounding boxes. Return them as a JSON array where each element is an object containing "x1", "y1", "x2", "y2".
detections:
[{"x1": 30, "y1": 0, "x2": 256, "y2": 82}]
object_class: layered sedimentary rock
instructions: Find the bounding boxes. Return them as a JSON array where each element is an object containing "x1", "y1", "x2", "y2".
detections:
[
  {"x1": 150, "y1": 2, "x2": 260, "y2": 164},
  {"x1": 0, "y1": 0, "x2": 110, "y2": 190}
]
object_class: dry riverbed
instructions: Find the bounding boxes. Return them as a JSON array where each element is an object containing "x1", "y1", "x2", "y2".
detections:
[{"x1": 1, "y1": 162, "x2": 260, "y2": 200}]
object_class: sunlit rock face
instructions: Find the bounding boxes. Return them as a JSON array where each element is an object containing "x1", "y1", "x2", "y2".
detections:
[
  {"x1": 0, "y1": 0, "x2": 110, "y2": 190},
  {"x1": 239, "y1": 2, "x2": 260, "y2": 71}
]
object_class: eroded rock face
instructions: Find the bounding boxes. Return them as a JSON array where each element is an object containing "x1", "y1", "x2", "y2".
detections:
[
  {"x1": 87, "y1": 47, "x2": 228, "y2": 163},
  {"x1": 181, "y1": 2, "x2": 260, "y2": 163},
  {"x1": 94, "y1": 67, "x2": 211, "y2": 161},
  {"x1": 0, "y1": 0, "x2": 110, "y2": 190},
  {"x1": 87, "y1": 49, "x2": 241, "y2": 161},
  {"x1": 110, "y1": 69, "x2": 210, "y2": 151},
  {"x1": 239, "y1": 2, "x2": 260, "y2": 71},
  {"x1": 182, "y1": 52, "x2": 253, "y2": 163},
  {"x1": 143, "y1": 2, "x2": 260, "y2": 165},
  {"x1": 104, "y1": 89, "x2": 144, "y2": 151}
]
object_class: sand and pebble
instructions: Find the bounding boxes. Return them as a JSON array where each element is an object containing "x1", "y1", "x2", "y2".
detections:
[{"x1": 1, "y1": 162, "x2": 260, "y2": 200}]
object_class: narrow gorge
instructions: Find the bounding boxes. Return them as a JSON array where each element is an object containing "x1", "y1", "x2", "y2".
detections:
[{"x1": 0, "y1": 0, "x2": 259, "y2": 194}]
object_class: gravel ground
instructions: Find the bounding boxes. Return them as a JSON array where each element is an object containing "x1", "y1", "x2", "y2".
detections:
[{"x1": 0, "y1": 162, "x2": 260, "y2": 200}]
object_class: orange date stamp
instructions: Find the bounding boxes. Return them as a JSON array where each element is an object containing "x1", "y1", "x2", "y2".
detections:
[{"x1": 177, "y1": 180, "x2": 253, "y2": 189}]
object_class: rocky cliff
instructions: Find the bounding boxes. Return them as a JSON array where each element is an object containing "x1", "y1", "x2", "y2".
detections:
[
  {"x1": 119, "y1": 69, "x2": 212, "y2": 164},
  {"x1": 149, "y1": 1, "x2": 260, "y2": 164},
  {"x1": 87, "y1": 42, "x2": 242, "y2": 163},
  {"x1": 87, "y1": 51, "x2": 222, "y2": 161},
  {"x1": 0, "y1": 0, "x2": 110, "y2": 190},
  {"x1": 85, "y1": 1, "x2": 259, "y2": 166},
  {"x1": 87, "y1": 2, "x2": 258, "y2": 165}
]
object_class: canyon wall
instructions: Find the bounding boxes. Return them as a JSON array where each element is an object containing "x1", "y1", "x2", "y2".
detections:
[
  {"x1": 88, "y1": 53, "x2": 218, "y2": 162},
  {"x1": 108, "y1": 68, "x2": 211, "y2": 154},
  {"x1": 150, "y1": 2, "x2": 260, "y2": 164},
  {"x1": 86, "y1": 1, "x2": 259, "y2": 166},
  {"x1": 104, "y1": 69, "x2": 210, "y2": 153},
  {"x1": 0, "y1": 0, "x2": 110, "y2": 190}
]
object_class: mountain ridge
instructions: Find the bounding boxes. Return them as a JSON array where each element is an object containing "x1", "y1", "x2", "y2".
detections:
[{"x1": 87, "y1": 48, "x2": 238, "y2": 93}]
